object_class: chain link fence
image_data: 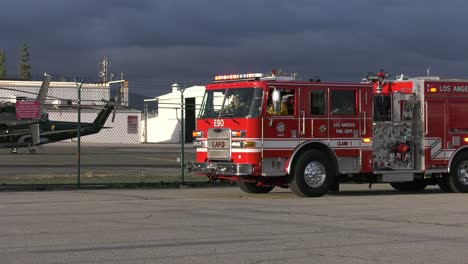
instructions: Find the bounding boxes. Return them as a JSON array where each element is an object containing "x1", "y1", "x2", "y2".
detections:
[
  {"x1": 0, "y1": 97, "x2": 210, "y2": 187},
  {"x1": 0, "y1": 144, "x2": 205, "y2": 186}
]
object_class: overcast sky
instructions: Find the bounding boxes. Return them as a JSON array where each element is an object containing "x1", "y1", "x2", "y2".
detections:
[{"x1": 1, "y1": 0, "x2": 467, "y2": 96}]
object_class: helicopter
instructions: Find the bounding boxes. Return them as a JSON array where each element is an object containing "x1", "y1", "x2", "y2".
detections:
[{"x1": 0, "y1": 75, "x2": 116, "y2": 154}]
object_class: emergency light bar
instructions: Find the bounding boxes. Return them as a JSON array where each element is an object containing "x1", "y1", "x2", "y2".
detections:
[{"x1": 214, "y1": 73, "x2": 264, "y2": 82}]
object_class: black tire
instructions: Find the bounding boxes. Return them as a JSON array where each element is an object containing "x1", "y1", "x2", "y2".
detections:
[
  {"x1": 238, "y1": 181, "x2": 274, "y2": 194},
  {"x1": 390, "y1": 181, "x2": 428, "y2": 192},
  {"x1": 446, "y1": 152, "x2": 468, "y2": 193},
  {"x1": 290, "y1": 149, "x2": 334, "y2": 197},
  {"x1": 438, "y1": 176, "x2": 455, "y2": 193}
]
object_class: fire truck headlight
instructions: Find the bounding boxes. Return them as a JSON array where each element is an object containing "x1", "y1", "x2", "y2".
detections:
[
  {"x1": 192, "y1": 131, "x2": 203, "y2": 138},
  {"x1": 231, "y1": 141, "x2": 242, "y2": 148},
  {"x1": 464, "y1": 137, "x2": 468, "y2": 143}
]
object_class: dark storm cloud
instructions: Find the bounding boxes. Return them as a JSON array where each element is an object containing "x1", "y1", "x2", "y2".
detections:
[{"x1": 2, "y1": 0, "x2": 468, "y2": 96}]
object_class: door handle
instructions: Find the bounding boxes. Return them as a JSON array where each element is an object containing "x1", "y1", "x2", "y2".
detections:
[
  {"x1": 311, "y1": 119, "x2": 314, "y2": 137},
  {"x1": 301, "y1": 111, "x2": 305, "y2": 135},
  {"x1": 363, "y1": 111, "x2": 366, "y2": 135},
  {"x1": 424, "y1": 102, "x2": 428, "y2": 135}
]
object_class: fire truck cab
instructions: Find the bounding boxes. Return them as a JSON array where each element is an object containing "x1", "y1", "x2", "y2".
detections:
[{"x1": 187, "y1": 71, "x2": 468, "y2": 197}]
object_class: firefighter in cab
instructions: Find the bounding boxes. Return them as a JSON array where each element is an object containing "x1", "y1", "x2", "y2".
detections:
[
  {"x1": 223, "y1": 93, "x2": 249, "y2": 115},
  {"x1": 268, "y1": 94, "x2": 293, "y2": 115}
]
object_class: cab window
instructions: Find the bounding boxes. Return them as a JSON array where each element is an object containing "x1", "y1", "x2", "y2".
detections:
[
  {"x1": 267, "y1": 88, "x2": 295, "y2": 115},
  {"x1": 330, "y1": 90, "x2": 356, "y2": 116},
  {"x1": 310, "y1": 90, "x2": 326, "y2": 115}
]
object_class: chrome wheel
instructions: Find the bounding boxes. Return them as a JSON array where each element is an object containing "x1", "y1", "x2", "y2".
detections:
[
  {"x1": 290, "y1": 149, "x2": 334, "y2": 197},
  {"x1": 457, "y1": 161, "x2": 468, "y2": 185},
  {"x1": 304, "y1": 161, "x2": 326, "y2": 188}
]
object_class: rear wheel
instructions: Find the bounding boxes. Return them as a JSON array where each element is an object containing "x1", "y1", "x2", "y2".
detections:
[
  {"x1": 290, "y1": 150, "x2": 334, "y2": 197},
  {"x1": 390, "y1": 181, "x2": 427, "y2": 192},
  {"x1": 446, "y1": 152, "x2": 468, "y2": 193},
  {"x1": 238, "y1": 181, "x2": 274, "y2": 194}
]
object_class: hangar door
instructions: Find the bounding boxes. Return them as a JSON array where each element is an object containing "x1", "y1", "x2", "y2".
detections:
[{"x1": 185, "y1": 97, "x2": 195, "y2": 143}]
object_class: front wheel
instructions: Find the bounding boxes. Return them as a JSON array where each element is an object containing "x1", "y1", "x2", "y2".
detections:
[
  {"x1": 438, "y1": 176, "x2": 454, "y2": 193},
  {"x1": 390, "y1": 181, "x2": 428, "y2": 192},
  {"x1": 290, "y1": 150, "x2": 334, "y2": 197},
  {"x1": 446, "y1": 152, "x2": 468, "y2": 193},
  {"x1": 238, "y1": 181, "x2": 274, "y2": 194}
]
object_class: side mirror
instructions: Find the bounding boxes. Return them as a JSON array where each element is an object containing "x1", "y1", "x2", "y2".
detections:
[{"x1": 272, "y1": 90, "x2": 281, "y2": 112}]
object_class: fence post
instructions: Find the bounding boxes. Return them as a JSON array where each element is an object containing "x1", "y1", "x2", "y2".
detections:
[
  {"x1": 75, "y1": 78, "x2": 84, "y2": 188},
  {"x1": 180, "y1": 86, "x2": 185, "y2": 185},
  {"x1": 144, "y1": 101, "x2": 148, "y2": 143}
]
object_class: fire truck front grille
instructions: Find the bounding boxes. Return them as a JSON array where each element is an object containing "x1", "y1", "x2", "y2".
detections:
[{"x1": 207, "y1": 128, "x2": 231, "y2": 160}]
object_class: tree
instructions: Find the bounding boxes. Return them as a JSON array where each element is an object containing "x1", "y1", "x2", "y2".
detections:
[
  {"x1": 18, "y1": 42, "x2": 31, "y2": 80},
  {"x1": 0, "y1": 49, "x2": 6, "y2": 79}
]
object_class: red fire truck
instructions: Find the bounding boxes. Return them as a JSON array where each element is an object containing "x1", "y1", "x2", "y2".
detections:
[{"x1": 187, "y1": 70, "x2": 468, "y2": 197}]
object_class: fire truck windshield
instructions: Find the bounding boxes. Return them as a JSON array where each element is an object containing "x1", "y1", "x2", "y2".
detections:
[{"x1": 199, "y1": 88, "x2": 263, "y2": 118}]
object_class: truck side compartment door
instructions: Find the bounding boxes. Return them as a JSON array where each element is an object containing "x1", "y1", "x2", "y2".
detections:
[
  {"x1": 360, "y1": 87, "x2": 373, "y2": 173},
  {"x1": 425, "y1": 99, "x2": 447, "y2": 166},
  {"x1": 328, "y1": 87, "x2": 361, "y2": 173}
]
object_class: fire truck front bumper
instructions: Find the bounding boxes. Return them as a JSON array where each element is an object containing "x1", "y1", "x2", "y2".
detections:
[{"x1": 186, "y1": 162, "x2": 252, "y2": 176}]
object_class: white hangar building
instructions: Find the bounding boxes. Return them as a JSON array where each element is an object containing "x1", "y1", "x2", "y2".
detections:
[
  {"x1": 142, "y1": 83, "x2": 205, "y2": 143},
  {"x1": 0, "y1": 79, "x2": 141, "y2": 144}
]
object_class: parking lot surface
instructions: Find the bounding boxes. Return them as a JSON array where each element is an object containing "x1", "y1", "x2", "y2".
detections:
[{"x1": 1, "y1": 185, "x2": 468, "y2": 264}]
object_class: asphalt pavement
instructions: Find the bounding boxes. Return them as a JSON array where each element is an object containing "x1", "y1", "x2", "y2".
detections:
[
  {"x1": 0, "y1": 142, "x2": 198, "y2": 184},
  {"x1": 1, "y1": 185, "x2": 467, "y2": 264}
]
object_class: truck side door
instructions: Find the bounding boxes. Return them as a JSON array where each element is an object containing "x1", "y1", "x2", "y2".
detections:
[
  {"x1": 262, "y1": 87, "x2": 300, "y2": 158},
  {"x1": 304, "y1": 87, "x2": 328, "y2": 140}
]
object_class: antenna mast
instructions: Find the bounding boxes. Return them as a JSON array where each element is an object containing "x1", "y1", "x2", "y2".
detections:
[{"x1": 99, "y1": 57, "x2": 110, "y2": 83}]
